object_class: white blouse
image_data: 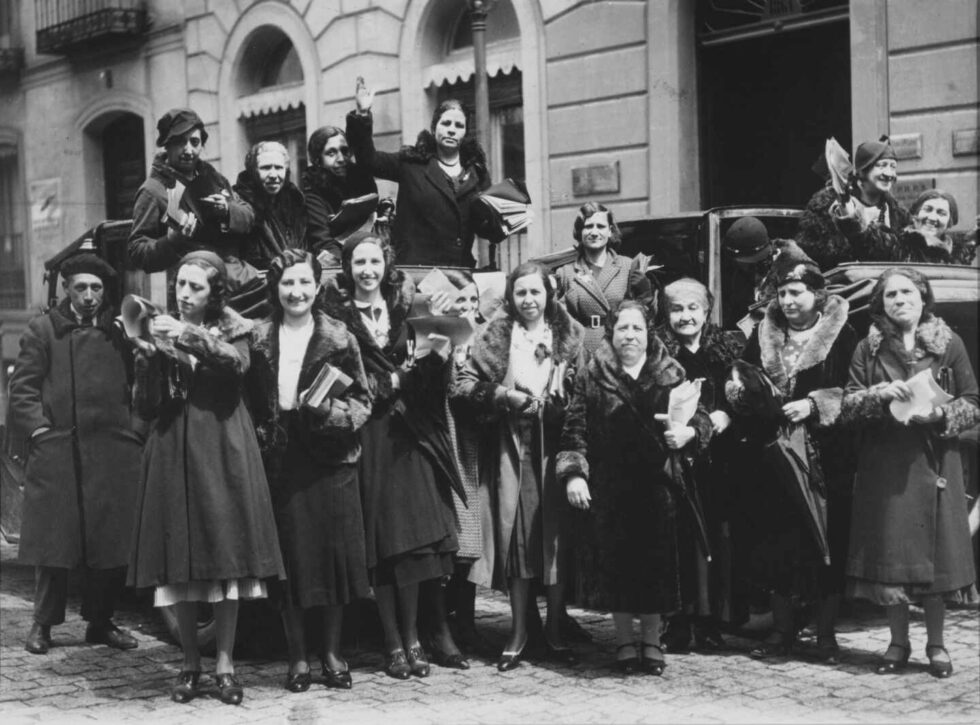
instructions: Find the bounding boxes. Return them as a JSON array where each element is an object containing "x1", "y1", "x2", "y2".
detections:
[
  {"x1": 504, "y1": 321, "x2": 554, "y2": 398},
  {"x1": 278, "y1": 319, "x2": 314, "y2": 410}
]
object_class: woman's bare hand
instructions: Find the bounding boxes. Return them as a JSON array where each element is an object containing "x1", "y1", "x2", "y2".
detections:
[
  {"x1": 566, "y1": 476, "x2": 591, "y2": 510},
  {"x1": 880, "y1": 380, "x2": 912, "y2": 402},
  {"x1": 355, "y1": 76, "x2": 374, "y2": 113},
  {"x1": 782, "y1": 399, "x2": 813, "y2": 424},
  {"x1": 150, "y1": 315, "x2": 186, "y2": 341}
]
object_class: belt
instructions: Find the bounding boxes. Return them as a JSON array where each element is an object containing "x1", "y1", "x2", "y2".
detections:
[{"x1": 589, "y1": 314, "x2": 604, "y2": 329}]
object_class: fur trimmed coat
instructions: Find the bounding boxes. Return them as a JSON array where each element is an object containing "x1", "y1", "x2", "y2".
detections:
[
  {"x1": 127, "y1": 307, "x2": 284, "y2": 588},
  {"x1": 556, "y1": 337, "x2": 712, "y2": 613},
  {"x1": 797, "y1": 185, "x2": 911, "y2": 270},
  {"x1": 346, "y1": 110, "x2": 490, "y2": 267},
  {"x1": 9, "y1": 300, "x2": 141, "y2": 570},
  {"x1": 232, "y1": 171, "x2": 308, "y2": 271},
  {"x1": 726, "y1": 295, "x2": 858, "y2": 595},
  {"x1": 451, "y1": 305, "x2": 585, "y2": 590},
  {"x1": 841, "y1": 317, "x2": 979, "y2": 593},
  {"x1": 302, "y1": 165, "x2": 379, "y2": 260},
  {"x1": 888, "y1": 227, "x2": 977, "y2": 266}
]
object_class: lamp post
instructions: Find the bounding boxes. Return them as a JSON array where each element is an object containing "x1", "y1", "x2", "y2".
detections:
[{"x1": 466, "y1": 0, "x2": 496, "y2": 155}]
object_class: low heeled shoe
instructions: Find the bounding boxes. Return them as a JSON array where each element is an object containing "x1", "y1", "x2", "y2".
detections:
[
  {"x1": 874, "y1": 642, "x2": 911, "y2": 674},
  {"x1": 497, "y1": 638, "x2": 528, "y2": 672},
  {"x1": 285, "y1": 670, "x2": 312, "y2": 693},
  {"x1": 24, "y1": 623, "x2": 52, "y2": 655},
  {"x1": 215, "y1": 673, "x2": 244, "y2": 705},
  {"x1": 925, "y1": 644, "x2": 953, "y2": 679},
  {"x1": 406, "y1": 644, "x2": 430, "y2": 677},
  {"x1": 322, "y1": 663, "x2": 353, "y2": 689},
  {"x1": 613, "y1": 643, "x2": 639, "y2": 674},
  {"x1": 640, "y1": 642, "x2": 666, "y2": 676},
  {"x1": 171, "y1": 670, "x2": 201, "y2": 704},
  {"x1": 384, "y1": 649, "x2": 412, "y2": 680},
  {"x1": 429, "y1": 646, "x2": 470, "y2": 670}
]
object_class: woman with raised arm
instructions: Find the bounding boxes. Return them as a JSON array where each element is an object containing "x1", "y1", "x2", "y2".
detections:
[
  {"x1": 128, "y1": 251, "x2": 284, "y2": 706},
  {"x1": 346, "y1": 78, "x2": 490, "y2": 267}
]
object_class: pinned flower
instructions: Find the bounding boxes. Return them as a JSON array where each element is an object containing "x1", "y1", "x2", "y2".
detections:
[{"x1": 534, "y1": 342, "x2": 552, "y2": 364}]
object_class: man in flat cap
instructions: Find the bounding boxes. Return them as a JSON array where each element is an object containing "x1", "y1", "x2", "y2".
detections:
[
  {"x1": 797, "y1": 135, "x2": 910, "y2": 270},
  {"x1": 8, "y1": 253, "x2": 142, "y2": 654},
  {"x1": 128, "y1": 108, "x2": 256, "y2": 288}
]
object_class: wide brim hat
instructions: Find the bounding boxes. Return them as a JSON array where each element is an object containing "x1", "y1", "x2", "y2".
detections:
[{"x1": 854, "y1": 135, "x2": 896, "y2": 174}]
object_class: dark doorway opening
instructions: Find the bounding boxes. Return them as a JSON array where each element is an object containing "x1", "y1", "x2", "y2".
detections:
[
  {"x1": 698, "y1": 19, "x2": 851, "y2": 208},
  {"x1": 102, "y1": 113, "x2": 146, "y2": 220}
]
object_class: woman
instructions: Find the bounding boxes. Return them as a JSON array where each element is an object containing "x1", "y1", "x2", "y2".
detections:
[
  {"x1": 303, "y1": 125, "x2": 379, "y2": 266},
  {"x1": 248, "y1": 249, "x2": 372, "y2": 692},
  {"x1": 233, "y1": 141, "x2": 307, "y2": 273},
  {"x1": 555, "y1": 202, "x2": 653, "y2": 356},
  {"x1": 890, "y1": 190, "x2": 975, "y2": 265},
  {"x1": 841, "y1": 267, "x2": 979, "y2": 678},
  {"x1": 559, "y1": 300, "x2": 711, "y2": 674},
  {"x1": 725, "y1": 247, "x2": 858, "y2": 663},
  {"x1": 128, "y1": 251, "x2": 284, "y2": 705},
  {"x1": 797, "y1": 136, "x2": 910, "y2": 270},
  {"x1": 655, "y1": 278, "x2": 746, "y2": 652},
  {"x1": 324, "y1": 232, "x2": 465, "y2": 679},
  {"x1": 452, "y1": 261, "x2": 585, "y2": 671},
  {"x1": 346, "y1": 78, "x2": 490, "y2": 267}
]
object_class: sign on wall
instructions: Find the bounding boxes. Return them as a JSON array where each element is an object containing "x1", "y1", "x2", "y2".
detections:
[
  {"x1": 29, "y1": 178, "x2": 62, "y2": 231},
  {"x1": 892, "y1": 178, "x2": 935, "y2": 211},
  {"x1": 572, "y1": 162, "x2": 620, "y2": 197}
]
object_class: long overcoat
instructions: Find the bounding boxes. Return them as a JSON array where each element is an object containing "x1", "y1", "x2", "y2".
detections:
[
  {"x1": 451, "y1": 304, "x2": 585, "y2": 591},
  {"x1": 841, "y1": 317, "x2": 979, "y2": 592},
  {"x1": 127, "y1": 307, "x2": 284, "y2": 587},
  {"x1": 556, "y1": 337, "x2": 712, "y2": 613},
  {"x1": 8, "y1": 300, "x2": 141, "y2": 569},
  {"x1": 346, "y1": 110, "x2": 490, "y2": 267}
]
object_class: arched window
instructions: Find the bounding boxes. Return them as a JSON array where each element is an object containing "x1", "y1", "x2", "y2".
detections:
[{"x1": 235, "y1": 26, "x2": 306, "y2": 181}]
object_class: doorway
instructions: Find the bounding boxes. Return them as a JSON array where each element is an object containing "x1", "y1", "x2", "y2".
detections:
[
  {"x1": 698, "y1": 17, "x2": 851, "y2": 208},
  {"x1": 102, "y1": 113, "x2": 145, "y2": 220}
]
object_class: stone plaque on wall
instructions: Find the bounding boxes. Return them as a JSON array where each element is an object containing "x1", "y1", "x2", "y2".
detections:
[
  {"x1": 890, "y1": 133, "x2": 922, "y2": 160},
  {"x1": 893, "y1": 178, "x2": 935, "y2": 210},
  {"x1": 952, "y1": 128, "x2": 979, "y2": 156},
  {"x1": 572, "y1": 162, "x2": 620, "y2": 197}
]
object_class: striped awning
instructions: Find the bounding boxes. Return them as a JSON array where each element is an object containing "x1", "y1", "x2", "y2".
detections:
[
  {"x1": 237, "y1": 83, "x2": 305, "y2": 119},
  {"x1": 422, "y1": 39, "x2": 521, "y2": 88}
]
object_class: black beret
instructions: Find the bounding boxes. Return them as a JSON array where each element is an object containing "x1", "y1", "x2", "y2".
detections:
[{"x1": 60, "y1": 253, "x2": 116, "y2": 282}]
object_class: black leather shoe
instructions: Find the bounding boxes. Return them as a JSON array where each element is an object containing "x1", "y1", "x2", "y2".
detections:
[
  {"x1": 322, "y1": 663, "x2": 353, "y2": 689},
  {"x1": 85, "y1": 622, "x2": 138, "y2": 650},
  {"x1": 24, "y1": 623, "x2": 52, "y2": 655},
  {"x1": 285, "y1": 670, "x2": 312, "y2": 693},
  {"x1": 874, "y1": 642, "x2": 911, "y2": 674},
  {"x1": 661, "y1": 616, "x2": 692, "y2": 654},
  {"x1": 171, "y1": 670, "x2": 201, "y2": 703},
  {"x1": 429, "y1": 646, "x2": 470, "y2": 670},
  {"x1": 815, "y1": 634, "x2": 841, "y2": 664},
  {"x1": 384, "y1": 649, "x2": 412, "y2": 680},
  {"x1": 750, "y1": 633, "x2": 793, "y2": 659},
  {"x1": 925, "y1": 644, "x2": 953, "y2": 679},
  {"x1": 215, "y1": 673, "x2": 244, "y2": 705},
  {"x1": 640, "y1": 642, "x2": 666, "y2": 676},
  {"x1": 406, "y1": 644, "x2": 430, "y2": 677},
  {"x1": 497, "y1": 638, "x2": 527, "y2": 672},
  {"x1": 613, "y1": 643, "x2": 639, "y2": 674}
]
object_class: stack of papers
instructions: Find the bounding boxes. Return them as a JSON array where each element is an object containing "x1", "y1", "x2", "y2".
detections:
[
  {"x1": 889, "y1": 369, "x2": 953, "y2": 423},
  {"x1": 476, "y1": 178, "x2": 532, "y2": 240}
]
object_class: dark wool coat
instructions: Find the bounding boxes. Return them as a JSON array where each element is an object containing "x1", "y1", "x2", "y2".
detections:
[
  {"x1": 451, "y1": 305, "x2": 585, "y2": 590},
  {"x1": 797, "y1": 185, "x2": 911, "y2": 270},
  {"x1": 841, "y1": 318, "x2": 979, "y2": 592},
  {"x1": 8, "y1": 300, "x2": 142, "y2": 569},
  {"x1": 323, "y1": 275, "x2": 460, "y2": 569},
  {"x1": 555, "y1": 251, "x2": 653, "y2": 355},
  {"x1": 302, "y1": 165, "x2": 378, "y2": 260},
  {"x1": 128, "y1": 153, "x2": 254, "y2": 274},
  {"x1": 887, "y1": 227, "x2": 977, "y2": 266},
  {"x1": 556, "y1": 338, "x2": 712, "y2": 613},
  {"x1": 232, "y1": 171, "x2": 308, "y2": 271},
  {"x1": 346, "y1": 110, "x2": 490, "y2": 268},
  {"x1": 127, "y1": 308, "x2": 284, "y2": 587},
  {"x1": 726, "y1": 295, "x2": 858, "y2": 596}
]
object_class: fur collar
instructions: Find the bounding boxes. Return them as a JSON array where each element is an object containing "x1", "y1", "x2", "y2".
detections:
[
  {"x1": 590, "y1": 335, "x2": 686, "y2": 392},
  {"x1": 251, "y1": 309, "x2": 352, "y2": 394},
  {"x1": 656, "y1": 322, "x2": 744, "y2": 372},
  {"x1": 322, "y1": 272, "x2": 414, "y2": 356},
  {"x1": 211, "y1": 306, "x2": 253, "y2": 341},
  {"x1": 469, "y1": 304, "x2": 584, "y2": 385},
  {"x1": 758, "y1": 294, "x2": 848, "y2": 394},
  {"x1": 50, "y1": 298, "x2": 116, "y2": 337},
  {"x1": 867, "y1": 315, "x2": 952, "y2": 358}
]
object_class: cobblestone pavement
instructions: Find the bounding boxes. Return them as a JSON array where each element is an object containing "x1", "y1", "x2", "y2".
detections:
[{"x1": 1, "y1": 542, "x2": 977, "y2": 724}]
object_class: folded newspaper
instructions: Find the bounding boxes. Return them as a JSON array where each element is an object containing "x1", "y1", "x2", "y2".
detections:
[
  {"x1": 475, "y1": 178, "x2": 532, "y2": 240},
  {"x1": 888, "y1": 368, "x2": 953, "y2": 423},
  {"x1": 299, "y1": 362, "x2": 353, "y2": 409},
  {"x1": 667, "y1": 378, "x2": 704, "y2": 427}
]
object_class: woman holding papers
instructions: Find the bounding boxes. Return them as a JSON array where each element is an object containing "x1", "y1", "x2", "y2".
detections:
[
  {"x1": 303, "y1": 125, "x2": 379, "y2": 266},
  {"x1": 452, "y1": 262, "x2": 585, "y2": 672},
  {"x1": 555, "y1": 202, "x2": 653, "y2": 355},
  {"x1": 558, "y1": 300, "x2": 711, "y2": 675},
  {"x1": 325, "y1": 232, "x2": 465, "y2": 679},
  {"x1": 346, "y1": 78, "x2": 490, "y2": 267},
  {"x1": 841, "y1": 267, "x2": 978, "y2": 678},
  {"x1": 248, "y1": 249, "x2": 372, "y2": 692},
  {"x1": 128, "y1": 251, "x2": 284, "y2": 705},
  {"x1": 654, "y1": 279, "x2": 746, "y2": 652},
  {"x1": 725, "y1": 246, "x2": 857, "y2": 663}
]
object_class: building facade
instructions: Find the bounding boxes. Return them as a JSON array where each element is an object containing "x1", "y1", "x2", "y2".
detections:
[{"x1": 1, "y1": 0, "x2": 977, "y2": 361}]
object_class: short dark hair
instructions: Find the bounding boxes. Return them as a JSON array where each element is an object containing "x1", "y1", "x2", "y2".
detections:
[
  {"x1": 338, "y1": 231, "x2": 400, "y2": 298},
  {"x1": 868, "y1": 267, "x2": 935, "y2": 336},
  {"x1": 267, "y1": 249, "x2": 323, "y2": 321},
  {"x1": 308, "y1": 126, "x2": 346, "y2": 167},
  {"x1": 169, "y1": 258, "x2": 228, "y2": 323},
  {"x1": 572, "y1": 202, "x2": 622, "y2": 251},
  {"x1": 909, "y1": 189, "x2": 959, "y2": 228},
  {"x1": 504, "y1": 261, "x2": 558, "y2": 323},
  {"x1": 604, "y1": 299, "x2": 652, "y2": 340},
  {"x1": 430, "y1": 99, "x2": 467, "y2": 134}
]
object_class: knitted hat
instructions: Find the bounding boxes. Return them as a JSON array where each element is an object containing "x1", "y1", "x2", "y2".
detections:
[
  {"x1": 60, "y1": 253, "x2": 116, "y2": 282},
  {"x1": 854, "y1": 135, "x2": 896, "y2": 174},
  {"x1": 156, "y1": 108, "x2": 208, "y2": 147},
  {"x1": 770, "y1": 242, "x2": 824, "y2": 290},
  {"x1": 724, "y1": 217, "x2": 772, "y2": 263}
]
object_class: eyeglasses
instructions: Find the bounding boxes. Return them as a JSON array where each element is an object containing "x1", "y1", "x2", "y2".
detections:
[{"x1": 324, "y1": 146, "x2": 352, "y2": 158}]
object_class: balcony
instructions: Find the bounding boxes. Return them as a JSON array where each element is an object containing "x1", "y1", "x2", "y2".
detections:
[
  {"x1": 35, "y1": 1, "x2": 149, "y2": 55},
  {"x1": 0, "y1": 47, "x2": 24, "y2": 77}
]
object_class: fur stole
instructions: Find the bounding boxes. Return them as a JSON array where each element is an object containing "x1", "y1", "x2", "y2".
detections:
[
  {"x1": 758, "y1": 294, "x2": 848, "y2": 397},
  {"x1": 401, "y1": 129, "x2": 489, "y2": 174},
  {"x1": 468, "y1": 303, "x2": 584, "y2": 386},
  {"x1": 589, "y1": 336, "x2": 686, "y2": 393},
  {"x1": 866, "y1": 315, "x2": 952, "y2": 359},
  {"x1": 656, "y1": 322, "x2": 745, "y2": 374}
]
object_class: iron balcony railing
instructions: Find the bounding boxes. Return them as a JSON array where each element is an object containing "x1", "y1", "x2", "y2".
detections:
[{"x1": 35, "y1": 0, "x2": 148, "y2": 55}]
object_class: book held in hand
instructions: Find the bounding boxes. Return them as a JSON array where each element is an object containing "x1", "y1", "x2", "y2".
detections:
[
  {"x1": 329, "y1": 193, "x2": 379, "y2": 232},
  {"x1": 299, "y1": 362, "x2": 354, "y2": 410}
]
